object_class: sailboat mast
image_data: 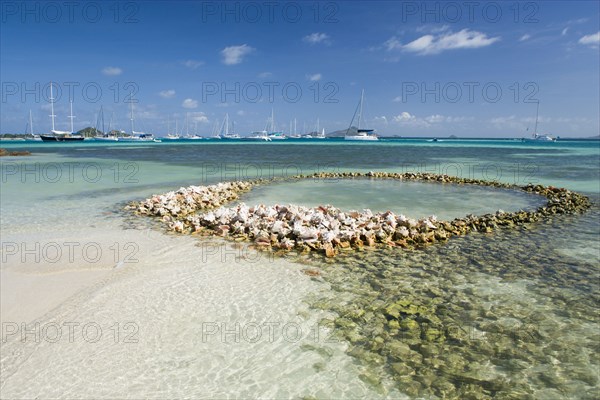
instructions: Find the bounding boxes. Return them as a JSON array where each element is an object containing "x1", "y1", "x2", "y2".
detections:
[
  {"x1": 357, "y1": 89, "x2": 364, "y2": 129},
  {"x1": 533, "y1": 101, "x2": 539, "y2": 137},
  {"x1": 130, "y1": 97, "x2": 134, "y2": 134},
  {"x1": 225, "y1": 113, "x2": 229, "y2": 135},
  {"x1": 294, "y1": 118, "x2": 297, "y2": 135},
  {"x1": 49, "y1": 82, "x2": 56, "y2": 132},
  {"x1": 271, "y1": 108, "x2": 275, "y2": 132},
  {"x1": 29, "y1": 110, "x2": 33, "y2": 135},
  {"x1": 316, "y1": 118, "x2": 319, "y2": 133},
  {"x1": 186, "y1": 112, "x2": 189, "y2": 136},
  {"x1": 100, "y1": 106, "x2": 105, "y2": 134},
  {"x1": 68, "y1": 100, "x2": 75, "y2": 133}
]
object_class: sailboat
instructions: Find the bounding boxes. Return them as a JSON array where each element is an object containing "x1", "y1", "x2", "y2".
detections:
[
  {"x1": 25, "y1": 110, "x2": 41, "y2": 141},
  {"x1": 40, "y1": 82, "x2": 84, "y2": 141},
  {"x1": 526, "y1": 101, "x2": 555, "y2": 142},
  {"x1": 118, "y1": 98, "x2": 153, "y2": 141},
  {"x1": 288, "y1": 118, "x2": 302, "y2": 139},
  {"x1": 221, "y1": 113, "x2": 241, "y2": 139},
  {"x1": 94, "y1": 106, "x2": 118, "y2": 141},
  {"x1": 344, "y1": 89, "x2": 378, "y2": 141},
  {"x1": 163, "y1": 115, "x2": 180, "y2": 140},
  {"x1": 187, "y1": 120, "x2": 204, "y2": 140},
  {"x1": 303, "y1": 118, "x2": 326, "y2": 139},
  {"x1": 267, "y1": 108, "x2": 286, "y2": 139},
  {"x1": 243, "y1": 111, "x2": 272, "y2": 141}
]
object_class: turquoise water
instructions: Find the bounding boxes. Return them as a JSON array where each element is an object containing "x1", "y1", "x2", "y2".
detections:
[{"x1": 1, "y1": 139, "x2": 598, "y2": 398}]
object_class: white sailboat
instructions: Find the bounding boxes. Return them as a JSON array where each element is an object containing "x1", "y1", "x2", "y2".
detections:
[
  {"x1": 345, "y1": 89, "x2": 378, "y2": 141},
  {"x1": 288, "y1": 118, "x2": 301, "y2": 139},
  {"x1": 221, "y1": 113, "x2": 241, "y2": 139},
  {"x1": 303, "y1": 118, "x2": 326, "y2": 139},
  {"x1": 164, "y1": 115, "x2": 180, "y2": 140},
  {"x1": 188, "y1": 119, "x2": 204, "y2": 140},
  {"x1": 40, "y1": 82, "x2": 84, "y2": 141},
  {"x1": 526, "y1": 101, "x2": 555, "y2": 142},
  {"x1": 244, "y1": 111, "x2": 273, "y2": 141},
  {"x1": 118, "y1": 98, "x2": 153, "y2": 141},
  {"x1": 26, "y1": 110, "x2": 41, "y2": 141},
  {"x1": 267, "y1": 108, "x2": 286, "y2": 139}
]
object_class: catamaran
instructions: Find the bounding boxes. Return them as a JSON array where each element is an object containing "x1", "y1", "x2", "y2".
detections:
[
  {"x1": 40, "y1": 82, "x2": 85, "y2": 141},
  {"x1": 266, "y1": 109, "x2": 286, "y2": 139},
  {"x1": 244, "y1": 130, "x2": 271, "y2": 141},
  {"x1": 244, "y1": 111, "x2": 277, "y2": 141},
  {"x1": 526, "y1": 101, "x2": 555, "y2": 142},
  {"x1": 344, "y1": 89, "x2": 378, "y2": 141}
]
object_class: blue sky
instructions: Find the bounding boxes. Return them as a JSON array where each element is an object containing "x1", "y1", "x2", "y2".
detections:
[{"x1": 1, "y1": 1, "x2": 599, "y2": 137}]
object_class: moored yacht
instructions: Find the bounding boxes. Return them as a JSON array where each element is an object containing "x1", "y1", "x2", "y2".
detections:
[
  {"x1": 344, "y1": 89, "x2": 378, "y2": 141},
  {"x1": 41, "y1": 83, "x2": 85, "y2": 141}
]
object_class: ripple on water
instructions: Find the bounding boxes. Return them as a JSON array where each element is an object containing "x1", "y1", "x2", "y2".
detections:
[{"x1": 0, "y1": 236, "x2": 404, "y2": 399}]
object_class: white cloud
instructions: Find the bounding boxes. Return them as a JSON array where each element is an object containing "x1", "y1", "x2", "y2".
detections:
[
  {"x1": 392, "y1": 112, "x2": 471, "y2": 128},
  {"x1": 425, "y1": 114, "x2": 445, "y2": 124},
  {"x1": 578, "y1": 31, "x2": 600, "y2": 46},
  {"x1": 221, "y1": 44, "x2": 255, "y2": 65},
  {"x1": 182, "y1": 98, "x2": 198, "y2": 109},
  {"x1": 393, "y1": 112, "x2": 419, "y2": 123},
  {"x1": 159, "y1": 90, "x2": 175, "y2": 99},
  {"x1": 102, "y1": 66, "x2": 122, "y2": 76},
  {"x1": 387, "y1": 29, "x2": 500, "y2": 55},
  {"x1": 188, "y1": 112, "x2": 208, "y2": 123},
  {"x1": 561, "y1": 28, "x2": 569, "y2": 36},
  {"x1": 307, "y1": 73, "x2": 322, "y2": 81},
  {"x1": 384, "y1": 37, "x2": 403, "y2": 51},
  {"x1": 182, "y1": 60, "x2": 204, "y2": 69},
  {"x1": 374, "y1": 116, "x2": 388, "y2": 125},
  {"x1": 237, "y1": 110, "x2": 246, "y2": 116},
  {"x1": 303, "y1": 33, "x2": 330, "y2": 45},
  {"x1": 258, "y1": 72, "x2": 272, "y2": 78},
  {"x1": 519, "y1": 34, "x2": 531, "y2": 42}
]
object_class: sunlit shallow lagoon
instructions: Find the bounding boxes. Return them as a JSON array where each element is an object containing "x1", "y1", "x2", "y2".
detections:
[{"x1": 1, "y1": 139, "x2": 598, "y2": 398}]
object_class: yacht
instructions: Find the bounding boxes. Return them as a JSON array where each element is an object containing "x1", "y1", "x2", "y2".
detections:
[
  {"x1": 40, "y1": 83, "x2": 85, "y2": 141},
  {"x1": 525, "y1": 101, "x2": 556, "y2": 142},
  {"x1": 344, "y1": 89, "x2": 378, "y2": 141},
  {"x1": 266, "y1": 109, "x2": 286, "y2": 140},
  {"x1": 118, "y1": 98, "x2": 154, "y2": 141},
  {"x1": 243, "y1": 130, "x2": 271, "y2": 141},
  {"x1": 221, "y1": 113, "x2": 241, "y2": 139}
]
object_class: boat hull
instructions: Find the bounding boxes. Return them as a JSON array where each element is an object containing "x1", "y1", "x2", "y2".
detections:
[
  {"x1": 40, "y1": 135, "x2": 85, "y2": 142},
  {"x1": 345, "y1": 135, "x2": 378, "y2": 141}
]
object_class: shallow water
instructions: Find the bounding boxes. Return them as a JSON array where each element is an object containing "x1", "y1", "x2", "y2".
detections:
[
  {"x1": 238, "y1": 178, "x2": 547, "y2": 220},
  {"x1": 1, "y1": 140, "x2": 598, "y2": 398}
]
